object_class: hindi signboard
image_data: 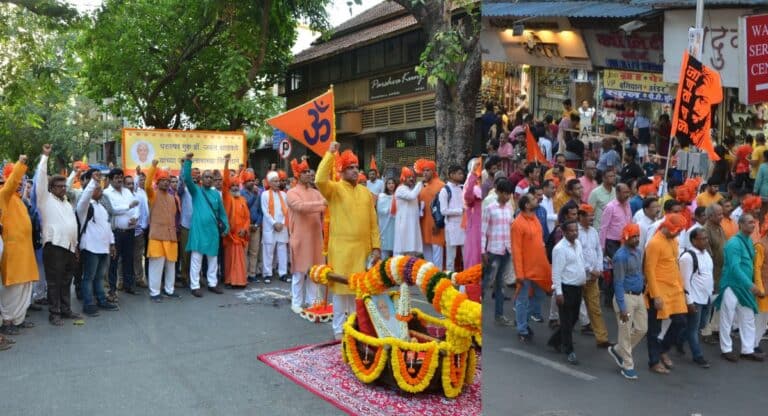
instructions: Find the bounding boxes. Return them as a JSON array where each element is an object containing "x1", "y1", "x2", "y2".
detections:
[
  {"x1": 122, "y1": 128, "x2": 246, "y2": 172},
  {"x1": 739, "y1": 13, "x2": 768, "y2": 105},
  {"x1": 602, "y1": 70, "x2": 673, "y2": 103}
]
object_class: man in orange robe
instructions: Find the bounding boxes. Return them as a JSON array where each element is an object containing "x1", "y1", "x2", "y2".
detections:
[
  {"x1": 222, "y1": 155, "x2": 250, "y2": 288},
  {"x1": 0, "y1": 157, "x2": 39, "y2": 335},
  {"x1": 286, "y1": 157, "x2": 327, "y2": 314},
  {"x1": 144, "y1": 160, "x2": 180, "y2": 301},
  {"x1": 512, "y1": 193, "x2": 552, "y2": 343},
  {"x1": 644, "y1": 213, "x2": 688, "y2": 374},
  {"x1": 416, "y1": 159, "x2": 445, "y2": 269}
]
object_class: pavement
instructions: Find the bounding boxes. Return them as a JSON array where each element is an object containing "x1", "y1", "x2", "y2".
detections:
[
  {"x1": 482, "y1": 289, "x2": 768, "y2": 416},
  {"x1": 0, "y1": 281, "x2": 347, "y2": 416}
]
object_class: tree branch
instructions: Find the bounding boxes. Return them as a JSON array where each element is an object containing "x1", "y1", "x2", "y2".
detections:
[{"x1": 233, "y1": 0, "x2": 272, "y2": 100}]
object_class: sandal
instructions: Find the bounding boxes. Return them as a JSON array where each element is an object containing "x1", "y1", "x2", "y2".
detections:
[
  {"x1": 49, "y1": 314, "x2": 64, "y2": 327},
  {"x1": 650, "y1": 363, "x2": 670, "y2": 374},
  {"x1": 0, "y1": 335, "x2": 15, "y2": 345},
  {"x1": 16, "y1": 321, "x2": 34, "y2": 329},
  {"x1": 0, "y1": 325, "x2": 19, "y2": 336},
  {"x1": 660, "y1": 353, "x2": 674, "y2": 369}
]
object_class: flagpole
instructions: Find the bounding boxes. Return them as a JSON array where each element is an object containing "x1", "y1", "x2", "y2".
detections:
[{"x1": 663, "y1": 0, "x2": 705, "y2": 191}]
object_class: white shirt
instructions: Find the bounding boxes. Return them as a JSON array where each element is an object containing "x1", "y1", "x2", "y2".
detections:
[
  {"x1": 134, "y1": 187, "x2": 149, "y2": 235},
  {"x1": 440, "y1": 181, "x2": 465, "y2": 246},
  {"x1": 731, "y1": 206, "x2": 743, "y2": 223},
  {"x1": 579, "y1": 107, "x2": 595, "y2": 128},
  {"x1": 366, "y1": 179, "x2": 384, "y2": 196},
  {"x1": 103, "y1": 185, "x2": 139, "y2": 230},
  {"x1": 393, "y1": 182, "x2": 424, "y2": 254},
  {"x1": 679, "y1": 246, "x2": 714, "y2": 305},
  {"x1": 633, "y1": 209, "x2": 657, "y2": 249},
  {"x1": 77, "y1": 179, "x2": 115, "y2": 255},
  {"x1": 645, "y1": 218, "x2": 680, "y2": 248},
  {"x1": 551, "y1": 238, "x2": 587, "y2": 295},
  {"x1": 541, "y1": 195, "x2": 557, "y2": 233},
  {"x1": 539, "y1": 137, "x2": 553, "y2": 161},
  {"x1": 35, "y1": 155, "x2": 79, "y2": 252},
  {"x1": 578, "y1": 224, "x2": 603, "y2": 273}
]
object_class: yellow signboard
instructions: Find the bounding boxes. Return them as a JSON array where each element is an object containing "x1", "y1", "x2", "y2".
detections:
[{"x1": 121, "y1": 128, "x2": 247, "y2": 172}]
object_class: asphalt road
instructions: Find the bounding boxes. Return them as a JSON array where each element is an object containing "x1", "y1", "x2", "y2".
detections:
[
  {"x1": 482, "y1": 292, "x2": 768, "y2": 416},
  {"x1": 0, "y1": 282, "x2": 346, "y2": 416}
]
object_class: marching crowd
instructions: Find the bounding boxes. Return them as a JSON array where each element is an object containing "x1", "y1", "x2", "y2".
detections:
[
  {"x1": 481, "y1": 99, "x2": 768, "y2": 380},
  {"x1": 0, "y1": 142, "x2": 480, "y2": 350}
]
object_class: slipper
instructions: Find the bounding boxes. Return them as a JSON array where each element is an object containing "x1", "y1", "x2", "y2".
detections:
[
  {"x1": 660, "y1": 354, "x2": 674, "y2": 369},
  {"x1": 650, "y1": 363, "x2": 670, "y2": 374},
  {"x1": 16, "y1": 321, "x2": 34, "y2": 329}
]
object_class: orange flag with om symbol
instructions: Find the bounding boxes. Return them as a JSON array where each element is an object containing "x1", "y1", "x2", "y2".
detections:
[{"x1": 267, "y1": 89, "x2": 335, "y2": 157}]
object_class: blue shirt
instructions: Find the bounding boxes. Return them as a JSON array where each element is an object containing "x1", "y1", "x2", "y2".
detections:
[
  {"x1": 177, "y1": 178, "x2": 194, "y2": 229},
  {"x1": 534, "y1": 206, "x2": 550, "y2": 242},
  {"x1": 242, "y1": 188, "x2": 263, "y2": 225},
  {"x1": 629, "y1": 195, "x2": 643, "y2": 216},
  {"x1": 612, "y1": 245, "x2": 644, "y2": 312}
]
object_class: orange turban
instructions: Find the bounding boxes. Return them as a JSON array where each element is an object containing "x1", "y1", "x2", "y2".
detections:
[
  {"x1": 622, "y1": 223, "x2": 640, "y2": 242},
  {"x1": 638, "y1": 183, "x2": 657, "y2": 198},
  {"x1": 290, "y1": 158, "x2": 309, "y2": 178},
  {"x1": 400, "y1": 167, "x2": 414, "y2": 183},
  {"x1": 240, "y1": 170, "x2": 255, "y2": 182},
  {"x1": 229, "y1": 174, "x2": 241, "y2": 186},
  {"x1": 278, "y1": 169, "x2": 288, "y2": 180},
  {"x1": 358, "y1": 172, "x2": 367, "y2": 184},
  {"x1": 2, "y1": 163, "x2": 13, "y2": 179},
  {"x1": 661, "y1": 213, "x2": 687, "y2": 234},
  {"x1": 154, "y1": 169, "x2": 170, "y2": 182},
  {"x1": 579, "y1": 203, "x2": 594, "y2": 214},
  {"x1": 335, "y1": 150, "x2": 359, "y2": 172},
  {"x1": 413, "y1": 159, "x2": 436, "y2": 175},
  {"x1": 743, "y1": 194, "x2": 763, "y2": 213},
  {"x1": 74, "y1": 161, "x2": 90, "y2": 172}
]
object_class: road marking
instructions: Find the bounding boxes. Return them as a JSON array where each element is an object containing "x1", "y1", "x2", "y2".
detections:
[{"x1": 500, "y1": 347, "x2": 597, "y2": 381}]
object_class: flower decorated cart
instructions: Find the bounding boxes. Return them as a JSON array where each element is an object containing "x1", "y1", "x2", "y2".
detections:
[{"x1": 308, "y1": 256, "x2": 481, "y2": 398}]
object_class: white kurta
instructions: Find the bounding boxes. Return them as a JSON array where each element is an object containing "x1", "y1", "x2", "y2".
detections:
[
  {"x1": 440, "y1": 182, "x2": 465, "y2": 246},
  {"x1": 260, "y1": 189, "x2": 289, "y2": 244},
  {"x1": 393, "y1": 183, "x2": 423, "y2": 254}
]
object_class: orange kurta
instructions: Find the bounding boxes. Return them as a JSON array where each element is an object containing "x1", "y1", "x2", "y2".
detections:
[
  {"x1": 722, "y1": 217, "x2": 738, "y2": 240},
  {"x1": 419, "y1": 177, "x2": 446, "y2": 246},
  {"x1": 644, "y1": 232, "x2": 687, "y2": 319},
  {"x1": 286, "y1": 183, "x2": 326, "y2": 274},
  {"x1": 511, "y1": 212, "x2": 552, "y2": 291},
  {"x1": 0, "y1": 162, "x2": 38, "y2": 286},
  {"x1": 222, "y1": 172, "x2": 250, "y2": 286}
]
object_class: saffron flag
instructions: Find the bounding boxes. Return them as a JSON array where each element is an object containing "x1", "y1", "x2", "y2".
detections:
[
  {"x1": 370, "y1": 154, "x2": 378, "y2": 172},
  {"x1": 670, "y1": 51, "x2": 722, "y2": 161},
  {"x1": 525, "y1": 125, "x2": 548, "y2": 164},
  {"x1": 267, "y1": 89, "x2": 335, "y2": 157}
]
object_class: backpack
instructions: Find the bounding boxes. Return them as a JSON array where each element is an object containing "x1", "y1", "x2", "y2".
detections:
[
  {"x1": 76, "y1": 202, "x2": 96, "y2": 245},
  {"x1": 430, "y1": 185, "x2": 451, "y2": 229},
  {"x1": 680, "y1": 249, "x2": 699, "y2": 289}
]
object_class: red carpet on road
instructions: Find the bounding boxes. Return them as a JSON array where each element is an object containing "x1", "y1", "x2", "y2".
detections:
[{"x1": 258, "y1": 340, "x2": 482, "y2": 416}]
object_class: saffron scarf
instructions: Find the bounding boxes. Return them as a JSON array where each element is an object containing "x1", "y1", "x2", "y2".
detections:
[{"x1": 268, "y1": 189, "x2": 288, "y2": 221}]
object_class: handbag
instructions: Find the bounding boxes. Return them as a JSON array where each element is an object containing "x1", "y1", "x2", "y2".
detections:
[{"x1": 200, "y1": 189, "x2": 227, "y2": 234}]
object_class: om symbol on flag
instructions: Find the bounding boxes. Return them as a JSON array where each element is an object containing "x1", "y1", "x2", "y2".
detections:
[{"x1": 303, "y1": 100, "x2": 331, "y2": 145}]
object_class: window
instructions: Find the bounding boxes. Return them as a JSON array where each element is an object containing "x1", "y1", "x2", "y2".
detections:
[
  {"x1": 383, "y1": 128, "x2": 429, "y2": 148},
  {"x1": 402, "y1": 31, "x2": 424, "y2": 65},
  {"x1": 287, "y1": 69, "x2": 304, "y2": 92},
  {"x1": 369, "y1": 42, "x2": 385, "y2": 72},
  {"x1": 385, "y1": 37, "x2": 401, "y2": 67},
  {"x1": 328, "y1": 55, "x2": 341, "y2": 82},
  {"x1": 356, "y1": 46, "x2": 370, "y2": 74}
]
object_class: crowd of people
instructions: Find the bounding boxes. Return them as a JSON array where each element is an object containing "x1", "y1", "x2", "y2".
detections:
[
  {"x1": 0, "y1": 142, "x2": 481, "y2": 350},
  {"x1": 481, "y1": 99, "x2": 768, "y2": 380}
]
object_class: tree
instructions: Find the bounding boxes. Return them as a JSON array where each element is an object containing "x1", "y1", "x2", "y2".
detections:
[
  {"x1": 391, "y1": 0, "x2": 481, "y2": 175},
  {"x1": 0, "y1": 3, "x2": 114, "y2": 168},
  {"x1": 79, "y1": 0, "x2": 332, "y2": 136}
]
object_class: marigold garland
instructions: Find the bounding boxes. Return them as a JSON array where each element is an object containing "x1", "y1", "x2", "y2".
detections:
[
  {"x1": 431, "y1": 279, "x2": 453, "y2": 311},
  {"x1": 465, "y1": 347, "x2": 477, "y2": 385},
  {"x1": 441, "y1": 351, "x2": 469, "y2": 398},
  {"x1": 344, "y1": 333, "x2": 389, "y2": 383},
  {"x1": 391, "y1": 344, "x2": 439, "y2": 393},
  {"x1": 452, "y1": 264, "x2": 482, "y2": 285}
]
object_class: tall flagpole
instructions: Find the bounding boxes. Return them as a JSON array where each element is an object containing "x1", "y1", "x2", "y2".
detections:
[{"x1": 663, "y1": 0, "x2": 705, "y2": 191}]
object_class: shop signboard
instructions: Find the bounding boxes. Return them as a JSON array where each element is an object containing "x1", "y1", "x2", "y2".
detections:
[
  {"x1": 369, "y1": 70, "x2": 428, "y2": 101},
  {"x1": 602, "y1": 70, "x2": 673, "y2": 103},
  {"x1": 664, "y1": 9, "x2": 748, "y2": 88},
  {"x1": 739, "y1": 13, "x2": 768, "y2": 105},
  {"x1": 582, "y1": 30, "x2": 663, "y2": 73}
]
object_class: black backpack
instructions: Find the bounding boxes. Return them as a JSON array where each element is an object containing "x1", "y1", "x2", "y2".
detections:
[{"x1": 430, "y1": 185, "x2": 451, "y2": 229}]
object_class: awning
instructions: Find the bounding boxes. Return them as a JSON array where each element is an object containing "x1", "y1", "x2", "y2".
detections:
[
  {"x1": 357, "y1": 120, "x2": 435, "y2": 136},
  {"x1": 630, "y1": 0, "x2": 766, "y2": 6},
  {"x1": 483, "y1": 2, "x2": 653, "y2": 19}
]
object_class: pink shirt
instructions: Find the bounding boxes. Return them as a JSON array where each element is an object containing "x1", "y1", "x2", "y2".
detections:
[
  {"x1": 579, "y1": 176, "x2": 598, "y2": 204},
  {"x1": 481, "y1": 200, "x2": 512, "y2": 256},
  {"x1": 599, "y1": 199, "x2": 632, "y2": 248},
  {"x1": 499, "y1": 142, "x2": 514, "y2": 158}
]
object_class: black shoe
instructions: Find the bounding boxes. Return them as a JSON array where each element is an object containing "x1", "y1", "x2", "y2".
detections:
[
  {"x1": 208, "y1": 285, "x2": 223, "y2": 294},
  {"x1": 191, "y1": 289, "x2": 203, "y2": 298},
  {"x1": 0, "y1": 325, "x2": 19, "y2": 335},
  {"x1": 263, "y1": 276, "x2": 272, "y2": 284},
  {"x1": 27, "y1": 303, "x2": 42, "y2": 312},
  {"x1": 693, "y1": 357, "x2": 711, "y2": 368},
  {"x1": 83, "y1": 309, "x2": 100, "y2": 317},
  {"x1": 98, "y1": 302, "x2": 119, "y2": 311},
  {"x1": 150, "y1": 295, "x2": 163, "y2": 303},
  {"x1": 162, "y1": 291, "x2": 182, "y2": 299},
  {"x1": 123, "y1": 287, "x2": 138, "y2": 295},
  {"x1": 755, "y1": 346, "x2": 764, "y2": 354},
  {"x1": 279, "y1": 275, "x2": 291, "y2": 283},
  {"x1": 581, "y1": 324, "x2": 594, "y2": 335},
  {"x1": 61, "y1": 311, "x2": 83, "y2": 320}
]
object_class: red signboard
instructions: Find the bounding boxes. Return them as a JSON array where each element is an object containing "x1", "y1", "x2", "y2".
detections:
[{"x1": 740, "y1": 13, "x2": 768, "y2": 104}]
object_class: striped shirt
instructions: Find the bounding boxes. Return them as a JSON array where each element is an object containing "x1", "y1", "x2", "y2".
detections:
[{"x1": 481, "y1": 200, "x2": 512, "y2": 256}]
